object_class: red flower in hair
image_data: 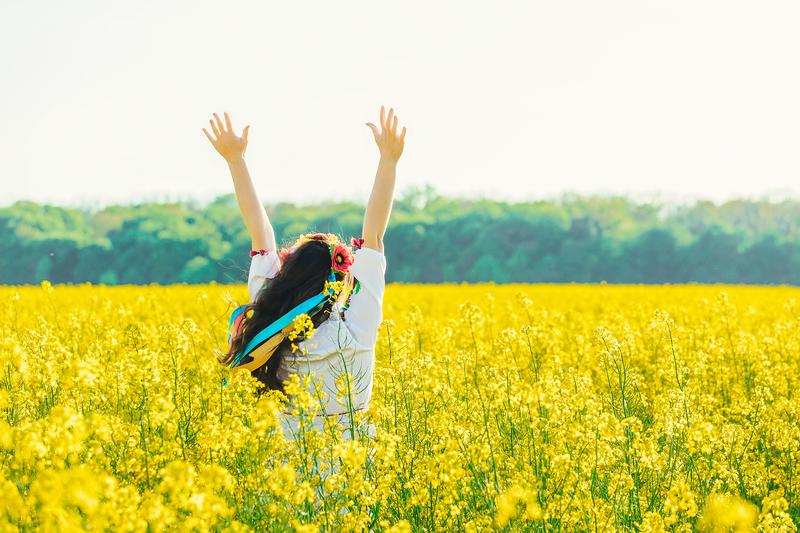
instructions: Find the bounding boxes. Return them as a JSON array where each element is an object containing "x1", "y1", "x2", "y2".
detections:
[
  {"x1": 331, "y1": 243, "x2": 354, "y2": 273},
  {"x1": 279, "y1": 247, "x2": 292, "y2": 263}
]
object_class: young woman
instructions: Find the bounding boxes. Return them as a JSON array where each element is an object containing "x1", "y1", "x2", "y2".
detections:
[{"x1": 203, "y1": 106, "x2": 406, "y2": 439}]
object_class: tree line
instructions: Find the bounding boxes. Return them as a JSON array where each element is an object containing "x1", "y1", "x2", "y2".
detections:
[{"x1": 3, "y1": 188, "x2": 800, "y2": 285}]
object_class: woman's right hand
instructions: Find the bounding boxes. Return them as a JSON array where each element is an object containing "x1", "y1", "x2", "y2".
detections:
[
  {"x1": 366, "y1": 105, "x2": 406, "y2": 162},
  {"x1": 203, "y1": 112, "x2": 250, "y2": 162}
]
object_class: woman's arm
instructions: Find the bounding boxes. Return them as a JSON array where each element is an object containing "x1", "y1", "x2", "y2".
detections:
[
  {"x1": 203, "y1": 112, "x2": 277, "y2": 252},
  {"x1": 363, "y1": 105, "x2": 407, "y2": 253}
]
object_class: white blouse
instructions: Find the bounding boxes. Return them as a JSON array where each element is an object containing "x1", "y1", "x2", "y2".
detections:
[{"x1": 247, "y1": 246, "x2": 386, "y2": 439}]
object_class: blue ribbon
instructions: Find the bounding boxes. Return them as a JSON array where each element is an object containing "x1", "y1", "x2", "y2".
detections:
[{"x1": 230, "y1": 271, "x2": 338, "y2": 367}]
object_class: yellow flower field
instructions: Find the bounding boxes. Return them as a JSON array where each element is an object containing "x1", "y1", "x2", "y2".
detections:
[{"x1": 1, "y1": 283, "x2": 799, "y2": 532}]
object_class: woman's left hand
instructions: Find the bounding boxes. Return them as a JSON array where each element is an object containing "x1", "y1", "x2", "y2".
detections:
[{"x1": 203, "y1": 112, "x2": 250, "y2": 162}]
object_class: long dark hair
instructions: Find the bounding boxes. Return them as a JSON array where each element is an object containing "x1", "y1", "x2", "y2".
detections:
[{"x1": 222, "y1": 236, "x2": 344, "y2": 392}]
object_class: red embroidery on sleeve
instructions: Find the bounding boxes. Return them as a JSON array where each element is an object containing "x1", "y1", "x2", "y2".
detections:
[
  {"x1": 350, "y1": 237, "x2": 364, "y2": 250},
  {"x1": 250, "y1": 249, "x2": 270, "y2": 257}
]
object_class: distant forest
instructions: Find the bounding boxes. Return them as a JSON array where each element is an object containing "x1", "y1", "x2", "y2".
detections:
[{"x1": 4, "y1": 188, "x2": 800, "y2": 285}]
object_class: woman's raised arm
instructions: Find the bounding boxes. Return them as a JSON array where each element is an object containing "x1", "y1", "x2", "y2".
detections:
[
  {"x1": 362, "y1": 105, "x2": 407, "y2": 253},
  {"x1": 203, "y1": 112, "x2": 277, "y2": 252}
]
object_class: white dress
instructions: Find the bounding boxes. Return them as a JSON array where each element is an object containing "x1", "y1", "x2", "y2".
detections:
[{"x1": 247, "y1": 246, "x2": 386, "y2": 440}]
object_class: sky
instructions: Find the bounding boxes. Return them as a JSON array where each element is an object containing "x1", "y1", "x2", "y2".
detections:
[{"x1": 1, "y1": 0, "x2": 799, "y2": 207}]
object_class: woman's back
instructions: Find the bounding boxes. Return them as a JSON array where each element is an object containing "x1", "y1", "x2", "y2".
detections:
[{"x1": 248, "y1": 246, "x2": 387, "y2": 440}]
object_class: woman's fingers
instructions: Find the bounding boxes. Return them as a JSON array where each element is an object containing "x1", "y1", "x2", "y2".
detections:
[
  {"x1": 213, "y1": 113, "x2": 226, "y2": 134},
  {"x1": 386, "y1": 108, "x2": 394, "y2": 133},
  {"x1": 366, "y1": 122, "x2": 380, "y2": 143},
  {"x1": 242, "y1": 125, "x2": 250, "y2": 142},
  {"x1": 376, "y1": 105, "x2": 405, "y2": 140},
  {"x1": 209, "y1": 119, "x2": 221, "y2": 137},
  {"x1": 224, "y1": 112, "x2": 233, "y2": 133},
  {"x1": 214, "y1": 113, "x2": 230, "y2": 133},
  {"x1": 202, "y1": 128, "x2": 216, "y2": 145},
  {"x1": 400, "y1": 125, "x2": 406, "y2": 142}
]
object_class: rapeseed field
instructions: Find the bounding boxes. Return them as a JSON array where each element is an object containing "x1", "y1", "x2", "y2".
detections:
[{"x1": 0, "y1": 283, "x2": 798, "y2": 532}]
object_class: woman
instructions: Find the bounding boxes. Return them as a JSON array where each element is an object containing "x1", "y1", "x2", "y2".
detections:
[{"x1": 203, "y1": 106, "x2": 406, "y2": 440}]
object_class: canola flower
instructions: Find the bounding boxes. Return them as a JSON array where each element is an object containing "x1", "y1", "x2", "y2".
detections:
[{"x1": 0, "y1": 282, "x2": 799, "y2": 531}]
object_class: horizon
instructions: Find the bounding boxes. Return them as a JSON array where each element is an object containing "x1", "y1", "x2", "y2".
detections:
[
  {"x1": 5, "y1": 185, "x2": 800, "y2": 211},
  {"x1": 2, "y1": 1, "x2": 799, "y2": 206}
]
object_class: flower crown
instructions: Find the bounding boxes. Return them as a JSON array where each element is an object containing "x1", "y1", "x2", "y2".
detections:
[
  {"x1": 279, "y1": 232, "x2": 356, "y2": 274},
  {"x1": 277, "y1": 232, "x2": 364, "y2": 309}
]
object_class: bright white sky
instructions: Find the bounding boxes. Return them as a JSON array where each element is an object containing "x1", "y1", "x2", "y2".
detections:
[{"x1": 1, "y1": 0, "x2": 799, "y2": 207}]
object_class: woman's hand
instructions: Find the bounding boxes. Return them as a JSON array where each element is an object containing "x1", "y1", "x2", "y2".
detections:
[
  {"x1": 203, "y1": 112, "x2": 250, "y2": 162},
  {"x1": 361, "y1": 105, "x2": 406, "y2": 252},
  {"x1": 203, "y1": 111, "x2": 275, "y2": 252},
  {"x1": 366, "y1": 105, "x2": 406, "y2": 163}
]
